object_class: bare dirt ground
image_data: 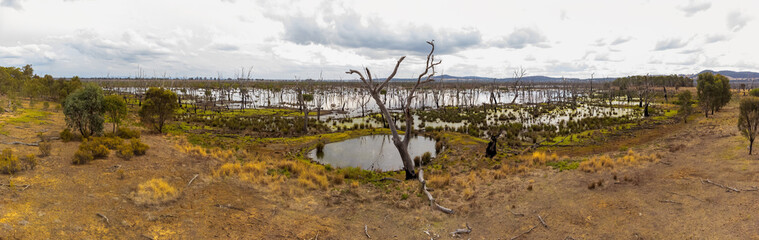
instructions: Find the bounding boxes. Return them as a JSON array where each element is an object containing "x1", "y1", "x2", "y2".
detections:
[{"x1": 1, "y1": 98, "x2": 759, "y2": 239}]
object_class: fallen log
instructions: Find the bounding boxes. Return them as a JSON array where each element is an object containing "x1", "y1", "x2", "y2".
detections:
[
  {"x1": 418, "y1": 169, "x2": 454, "y2": 214},
  {"x1": 450, "y1": 223, "x2": 471, "y2": 236}
]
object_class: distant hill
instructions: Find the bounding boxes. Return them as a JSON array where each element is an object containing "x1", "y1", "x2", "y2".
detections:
[{"x1": 697, "y1": 70, "x2": 759, "y2": 79}]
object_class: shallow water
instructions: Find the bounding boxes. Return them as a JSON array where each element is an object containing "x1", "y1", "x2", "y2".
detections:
[{"x1": 307, "y1": 135, "x2": 436, "y2": 171}]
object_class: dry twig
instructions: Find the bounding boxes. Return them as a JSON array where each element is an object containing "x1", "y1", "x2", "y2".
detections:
[
  {"x1": 96, "y1": 213, "x2": 110, "y2": 225},
  {"x1": 364, "y1": 224, "x2": 371, "y2": 239},
  {"x1": 186, "y1": 174, "x2": 199, "y2": 188},
  {"x1": 450, "y1": 223, "x2": 472, "y2": 236},
  {"x1": 701, "y1": 178, "x2": 740, "y2": 192}
]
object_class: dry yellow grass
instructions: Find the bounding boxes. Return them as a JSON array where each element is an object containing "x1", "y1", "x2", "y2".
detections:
[
  {"x1": 521, "y1": 151, "x2": 563, "y2": 166},
  {"x1": 428, "y1": 173, "x2": 451, "y2": 188},
  {"x1": 132, "y1": 178, "x2": 179, "y2": 205},
  {"x1": 579, "y1": 149, "x2": 660, "y2": 173}
]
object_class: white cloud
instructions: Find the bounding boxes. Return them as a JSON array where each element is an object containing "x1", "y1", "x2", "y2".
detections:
[
  {"x1": 0, "y1": 0, "x2": 23, "y2": 10},
  {"x1": 0, "y1": 0, "x2": 757, "y2": 79},
  {"x1": 727, "y1": 11, "x2": 752, "y2": 32},
  {"x1": 679, "y1": 0, "x2": 711, "y2": 17},
  {"x1": 654, "y1": 38, "x2": 689, "y2": 51}
]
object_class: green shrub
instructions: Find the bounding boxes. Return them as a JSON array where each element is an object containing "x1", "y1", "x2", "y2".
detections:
[
  {"x1": 421, "y1": 152, "x2": 432, "y2": 165},
  {"x1": 22, "y1": 154, "x2": 37, "y2": 170},
  {"x1": 315, "y1": 141, "x2": 325, "y2": 153},
  {"x1": 91, "y1": 136, "x2": 123, "y2": 149},
  {"x1": 116, "y1": 143, "x2": 134, "y2": 160},
  {"x1": 750, "y1": 88, "x2": 759, "y2": 97},
  {"x1": 0, "y1": 148, "x2": 20, "y2": 174},
  {"x1": 116, "y1": 127, "x2": 141, "y2": 139},
  {"x1": 38, "y1": 141, "x2": 52, "y2": 157},
  {"x1": 60, "y1": 128, "x2": 75, "y2": 142},
  {"x1": 130, "y1": 139, "x2": 149, "y2": 156},
  {"x1": 91, "y1": 144, "x2": 110, "y2": 159},
  {"x1": 72, "y1": 150, "x2": 93, "y2": 165}
]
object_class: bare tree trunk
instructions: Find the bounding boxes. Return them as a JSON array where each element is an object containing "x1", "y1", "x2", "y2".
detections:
[{"x1": 346, "y1": 41, "x2": 440, "y2": 180}]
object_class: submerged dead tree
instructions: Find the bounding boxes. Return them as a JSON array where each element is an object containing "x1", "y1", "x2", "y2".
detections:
[{"x1": 346, "y1": 41, "x2": 439, "y2": 179}]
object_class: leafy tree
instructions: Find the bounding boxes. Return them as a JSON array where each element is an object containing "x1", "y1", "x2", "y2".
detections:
[
  {"x1": 749, "y1": 88, "x2": 759, "y2": 97},
  {"x1": 63, "y1": 84, "x2": 104, "y2": 138},
  {"x1": 738, "y1": 97, "x2": 759, "y2": 155},
  {"x1": 676, "y1": 91, "x2": 693, "y2": 123},
  {"x1": 697, "y1": 72, "x2": 731, "y2": 117},
  {"x1": 103, "y1": 95, "x2": 127, "y2": 133},
  {"x1": 139, "y1": 87, "x2": 179, "y2": 133}
]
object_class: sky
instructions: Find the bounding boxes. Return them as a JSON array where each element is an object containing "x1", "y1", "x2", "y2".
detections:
[{"x1": 0, "y1": 0, "x2": 757, "y2": 79}]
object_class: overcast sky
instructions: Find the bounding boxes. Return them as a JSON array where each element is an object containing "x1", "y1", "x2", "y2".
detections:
[{"x1": 1, "y1": 0, "x2": 757, "y2": 79}]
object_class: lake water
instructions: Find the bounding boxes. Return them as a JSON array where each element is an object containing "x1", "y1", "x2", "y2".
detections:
[{"x1": 307, "y1": 135, "x2": 436, "y2": 171}]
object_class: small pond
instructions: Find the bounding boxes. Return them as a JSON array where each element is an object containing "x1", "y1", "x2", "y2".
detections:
[{"x1": 308, "y1": 135, "x2": 436, "y2": 171}]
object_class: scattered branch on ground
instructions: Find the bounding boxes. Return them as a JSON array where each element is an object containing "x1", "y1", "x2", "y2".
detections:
[
  {"x1": 659, "y1": 200, "x2": 682, "y2": 205},
  {"x1": 510, "y1": 225, "x2": 537, "y2": 240},
  {"x1": 701, "y1": 178, "x2": 740, "y2": 192},
  {"x1": 214, "y1": 203, "x2": 245, "y2": 211},
  {"x1": 538, "y1": 215, "x2": 548, "y2": 229},
  {"x1": 186, "y1": 174, "x2": 199, "y2": 187},
  {"x1": 419, "y1": 169, "x2": 454, "y2": 214},
  {"x1": 450, "y1": 223, "x2": 472, "y2": 237},
  {"x1": 364, "y1": 224, "x2": 370, "y2": 239},
  {"x1": 96, "y1": 213, "x2": 110, "y2": 225}
]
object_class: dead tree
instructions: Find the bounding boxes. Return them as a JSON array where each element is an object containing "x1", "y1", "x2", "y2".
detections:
[
  {"x1": 346, "y1": 41, "x2": 440, "y2": 179},
  {"x1": 510, "y1": 68, "x2": 526, "y2": 104}
]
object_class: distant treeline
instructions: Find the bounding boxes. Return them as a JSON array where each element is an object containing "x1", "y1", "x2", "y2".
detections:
[
  {"x1": 0, "y1": 65, "x2": 82, "y2": 102},
  {"x1": 612, "y1": 75, "x2": 693, "y2": 89}
]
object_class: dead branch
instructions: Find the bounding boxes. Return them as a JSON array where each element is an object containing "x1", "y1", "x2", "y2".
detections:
[
  {"x1": 667, "y1": 191, "x2": 704, "y2": 202},
  {"x1": 509, "y1": 209, "x2": 525, "y2": 217},
  {"x1": 701, "y1": 178, "x2": 740, "y2": 192},
  {"x1": 20, "y1": 184, "x2": 30, "y2": 191},
  {"x1": 538, "y1": 215, "x2": 548, "y2": 229},
  {"x1": 450, "y1": 223, "x2": 472, "y2": 236},
  {"x1": 214, "y1": 203, "x2": 245, "y2": 211},
  {"x1": 373, "y1": 177, "x2": 402, "y2": 183},
  {"x1": 364, "y1": 224, "x2": 371, "y2": 239},
  {"x1": 510, "y1": 225, "x2": 537, "y2": 240},
  {"x1": 743, "y1": 186, "x2": 759, "y2": 192},
  {"x1": 96, "y1": 213, "x2": 110, "y2": 225},
  {"x1": 186, "y1": 174, "x2": 199, "y2": 188},
  {"x1": 418, "y1": 169, "x2": 454, "y2": 214},
  {"x1": 659, "y1": 200, "x2": 682, "y2": 205},
  {"x1": 3, "y1": 141, "x2": 39, "y2": 146}
]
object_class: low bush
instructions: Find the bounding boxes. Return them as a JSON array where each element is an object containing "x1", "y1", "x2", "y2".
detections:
[
  {"x1": 130, "y1": 139, "x2": 149, "y2": 156},
  {"x1": 132, "y1": 178, "x2": 179, "y2": 205},
  {"x1": 72, "y1": 150, "x2": 93, "y2": 165},
  {"x1": 116, "y1": 127, "x2": 141, "y2": 139},
  {"x1": 116, "y1": 143, "x2": 135, "y2": 160},
  {"x1": 60, "y1": 128, "x2": 76, "y2": 142},
  {"x1": 22, "y1": 154, "x2": 37, "y2": 170},
  {"x1": 38, "y1": 141, "x2": 52, "y2": 157},
  {"x1": 0, "y1": 148, "x2": 21, "y2": 174},
  {"x1": 421, "y1": 152, "x2": 432, "y2": 165}
]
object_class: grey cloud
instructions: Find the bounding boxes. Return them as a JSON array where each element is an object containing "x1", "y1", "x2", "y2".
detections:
[
  {"x1": 65, "y1": 30, "x2": 171, "y2": 63},
  {"x1": 679, "y1": 0, "x2": 711, "y2": 17},
  {"x1": 1, "y1": 0, "x2": 22, "y2": 10},
  {"x1": 678, "y1": 48, "x2": 702, "y2": 54},
  {"x1": 560, "y1": 10, "x2": 569, "y2": 21},
  {"x1": 208, "y1": 43, "x2": 240, "y2": 51},
  {"x1": 727, "y1": 11, "x2": 752, "y2": 32},
  {"x1": 545, "y1": 61, "x2": 589, "y2": 74},
  {"x1": 494, "y1": 27, "x2": 548, "y2": 49},
  {"x1": 610, "y1": 36, "x2": 632, "y2": 45},
  {"x1": 654, "y1": 38, "x2": 688, "y2": 51},
  {"x1": 704, "y1": 34, "x2": 728, "y2": 43},
  {"x1": 273, "y1": 10, "x2": 481, "y2": 55}
]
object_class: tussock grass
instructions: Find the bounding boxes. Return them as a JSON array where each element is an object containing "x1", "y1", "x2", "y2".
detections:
[
  {"x1": 579, "y1": 149, "x2": 660, "y2": 173},
  {"x1": 133, "y1": 178, "x2": 179, "y2": 205}
]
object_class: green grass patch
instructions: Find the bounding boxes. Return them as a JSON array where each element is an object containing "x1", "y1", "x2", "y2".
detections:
[{"x1": 546, "y1": 159, "x2": 580, "y2": 171}]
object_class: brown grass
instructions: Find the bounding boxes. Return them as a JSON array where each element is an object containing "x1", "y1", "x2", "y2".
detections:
[
  {"x1": 132, "y1": 178, "x2": 179, "y2": 205},
  {"x1": 579, "y1": 149, "x2": 660, "y2": 173}
]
